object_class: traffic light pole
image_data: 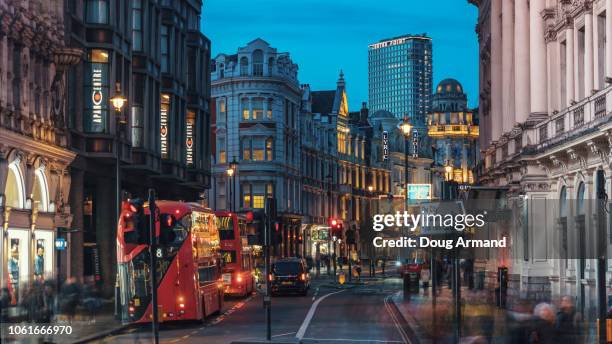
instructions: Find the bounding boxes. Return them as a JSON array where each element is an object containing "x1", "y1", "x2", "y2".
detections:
[
  {"x1": 148, "y1": 189, "x2": 160, "y2": 344},
  {"x1": 264, "y1": 198, "x2": 275, "y2": 341}
]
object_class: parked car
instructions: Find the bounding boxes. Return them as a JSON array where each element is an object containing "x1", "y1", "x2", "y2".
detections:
[{"x1": 269, "y1": 258, "x2": 311, "y2": 296}]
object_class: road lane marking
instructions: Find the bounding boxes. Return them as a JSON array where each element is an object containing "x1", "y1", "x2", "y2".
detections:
[
  {"x1": 384, "y1": 294, "x2": 411, "y2": 344},
  {"x1": 296, "y1": 289, "x2": 346, "y2": 340},
  {"x1": 301, "y1": 337, "x2": 404, "y2": 343}
]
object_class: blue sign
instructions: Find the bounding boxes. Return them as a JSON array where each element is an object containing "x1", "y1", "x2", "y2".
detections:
[
  {"x1": 407, "y1": 184, "x2": 432, "y2": 203},
  {"x1": 55, "y1": 238, "x2": 68, "y2": 250}
]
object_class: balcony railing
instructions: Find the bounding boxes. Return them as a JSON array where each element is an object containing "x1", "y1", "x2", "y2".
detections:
[
  {"x1": 534, "y1": 86, "x2": 611, "y2": 149},
  {"x1": 427, "y1": 124, "x2": 479, "y2": 138}
]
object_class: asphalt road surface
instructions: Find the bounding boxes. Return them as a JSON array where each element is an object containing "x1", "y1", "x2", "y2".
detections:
[{"x1": 94, "y1": 277, "x2": 409, "y2": 344}]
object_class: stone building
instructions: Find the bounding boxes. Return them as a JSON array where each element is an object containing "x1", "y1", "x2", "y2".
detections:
[
  {"x1": 471, "y1": 0, "x2": 612, "y2": 316},
  {"x1": 209, "y1": 39, "x2": 302, "y2": 258},
  {"x1": 64, "y1": 0, "x2": 211, "y2": 294},
  {"x1": 428, "y1": 78, "x2": 479, "y2": 184},
  {"x1": 0, "y1": 0, "x2": 79, "y2": 306}
]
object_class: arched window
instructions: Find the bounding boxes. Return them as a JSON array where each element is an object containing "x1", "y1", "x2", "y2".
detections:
[
  {"x1": 219, "y1": 63, "x2": 224, "y2": 78},
  {"x1": 31, "y1": 169, "x2": 49, "y2": 212},
  {"x1": 5, "y1": 163, "x2": 25, "y2": 209},
  {"x1": 240, "y1": 57, "x2": 248, "y2": 76},
  {"x1": 577, "y1": 182, "x2": 585, "y2": 215},
  {"x1": 267, "y1": 57, "x2": 274, "y2": 76},
  {"x1": 253, "y1": 50, "x2": 263, "y2": 76}
]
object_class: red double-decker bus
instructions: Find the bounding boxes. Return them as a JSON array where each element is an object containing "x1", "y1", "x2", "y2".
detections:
[
  {"x1": 215, "y1": 211, "x2": 255, "y2": 297},
  {"x1": 117, "y1": 200, "x2": 224, "y2": 323}
]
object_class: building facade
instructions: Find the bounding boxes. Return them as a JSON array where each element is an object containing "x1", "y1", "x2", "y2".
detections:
[
  {"x1": 209, "y1": 39, "x2": 302, "y2": 258},
  {"x1": 472, "y1": 0, "x2": 612, "y2": 318},
  {"x1": 0, "y1": 0, "x2": 78, "y2": 306},
  {"x1": 428, "y1": 78, "x2": 479, "y2": 184},
  {"x1": 368, "y1": 34, "x2": 433, "y2": 123},
  {"x1": 65, "y1": 0, "x2": 211, "y2": 294}
]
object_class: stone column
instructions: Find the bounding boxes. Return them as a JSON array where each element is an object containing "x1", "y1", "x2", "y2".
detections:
[
  {"x1": 566, "y1": 24, "x2": 575, "y2": 106},
  {"x1": 585, "y1": 11, "x2": 594, "y2": 96},
  {"x1": 515, "y1": 0, "x2": 530, "y2": 123},
  {"x1": 502, "y1": 0, "x2": 515, "y2": 133},
  {"x1": 530, "y1": 0, "x2": 547, "y2": 115},
  {"x1": 491, "y1": 0, "x2": 503, "y2": 141},
  {"x1": 607, "y1": 0, "x2": 612, "y2": 78},
  {"x1": 593, "y1": 4, "x2": 601, "y2": 91}
]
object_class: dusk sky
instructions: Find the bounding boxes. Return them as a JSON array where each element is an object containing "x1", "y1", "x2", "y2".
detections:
[{"x1": 202, "y1": 0, "x2": 479, "y2": 110}]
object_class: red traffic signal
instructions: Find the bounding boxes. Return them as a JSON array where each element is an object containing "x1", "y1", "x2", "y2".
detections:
[{"x1": 329, "y1": 217, "x2": 340, "y2": 228}]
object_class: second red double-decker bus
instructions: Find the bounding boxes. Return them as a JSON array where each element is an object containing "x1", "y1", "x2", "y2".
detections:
[
  {"x1": 215, "y1": 211, "x2": 255, "y2": 297},
  {"x1": 117, "y1": 200, "x2": 224, "y2": 323}
]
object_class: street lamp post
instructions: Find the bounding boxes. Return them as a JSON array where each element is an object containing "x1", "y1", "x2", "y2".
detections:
[
  {"x1": 399, "y1": 118, "x2": 412, "y2": 202},
  {"x1": 227, "y1": 157, "x2": 238, "y2": 212},
  {"x1": 325, "y1": 174, "x2": 333, "y2": 276},
  {"x1": 110, "y1": 83, "x2": 126, "y2": 320}
]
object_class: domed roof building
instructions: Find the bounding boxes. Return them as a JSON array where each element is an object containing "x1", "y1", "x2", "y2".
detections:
[{"x1": 428, "y1": 79, "x2": 479, "y2": 184}]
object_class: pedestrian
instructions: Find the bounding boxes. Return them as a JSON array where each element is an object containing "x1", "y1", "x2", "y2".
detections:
[
  {"x1": 527, "y1": 302, "x2": 558, "y2": 343},
  {"x1": 555, "y1": 296, "x2": 581, "y2": 343},
  {"x1": 0, "y1": 287, "x2": 10, "y2": 323},
  {"x1": 83, "y1": 282, "x2": 103, "y2": 323},
  {"x1": 59, "y1": 277, "x2": 81, "y2": 322}
]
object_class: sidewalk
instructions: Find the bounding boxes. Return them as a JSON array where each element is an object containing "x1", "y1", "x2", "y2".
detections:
[
  {"x1": 1, "y1": 301, "x2": 128, "y2": 344},
  {"x1": 390, "y1": 285, "x2": 506, "y2": 344}
]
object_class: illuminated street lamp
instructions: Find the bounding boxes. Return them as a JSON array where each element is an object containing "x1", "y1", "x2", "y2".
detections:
[
  {"x1": 399, "y1": 117, "x2": 412, "y2": 208},
  {"x1": 445, "y1": 163, "x2": 453, "y2": 181},
  {"x1": 368, "y1": 185, "x2": 374, "y2": 192},
  {"x1": 227, "y1": 157, "x2": 239, "y2": 212}
]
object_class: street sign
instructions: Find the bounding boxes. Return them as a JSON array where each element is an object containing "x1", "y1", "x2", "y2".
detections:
[{"x1": 55, "y1": 238, "x2": 67, "y2": 250}]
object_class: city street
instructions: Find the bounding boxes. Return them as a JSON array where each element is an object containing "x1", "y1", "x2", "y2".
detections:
[{"x1": 94, "y1": 276, "x2": 409, "y2": 344}]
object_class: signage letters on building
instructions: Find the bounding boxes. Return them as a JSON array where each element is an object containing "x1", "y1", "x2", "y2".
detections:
[
  {"x1": 160, "y1": 101, "x2": 169, "y2": 158},
  {"x1": 382, "y1": 131, "x2": 389, "y2": 161},
  {"x1": 186, "y1": 114, "x2": 195, "y2": 166}
]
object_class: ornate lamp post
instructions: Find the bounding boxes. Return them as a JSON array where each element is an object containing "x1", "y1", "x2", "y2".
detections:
[
  {"x1": 399, "y1": 118, "x2": 412, "y2": 203},
  {"x1": 227, "y1": 157, "x2": 239, "y2": 212},
  {"x1": 110, "y1": 84, "x2": 127, "y2": 221}
]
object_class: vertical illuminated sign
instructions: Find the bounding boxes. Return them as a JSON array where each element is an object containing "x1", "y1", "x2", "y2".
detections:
[
  {"x1": 382, "y1": 131, "x2": 389, "y2": 160},
  {"x1": 85, "y1": 49, "x2": 109, "y2": 133},
  {"x1": 186, "y1": 110, "x2": 195, "y2": 166},
  {"x1": 160, "y1": 94, "x2": 170, "y2": 158}
]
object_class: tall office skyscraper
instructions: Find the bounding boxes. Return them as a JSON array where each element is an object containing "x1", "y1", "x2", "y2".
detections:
[{"x1": 368, "y1": 34, "x2": 433, "y2": 126}]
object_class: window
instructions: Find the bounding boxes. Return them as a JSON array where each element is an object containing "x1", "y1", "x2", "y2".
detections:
[
  {"x1": 5, "y1": 163, "x2": 24, "y2": 209},
  {"x1": 218, "y1": 137, "x2": 226, "y2": 163},
  {"x1": 266, "y1": 183, "x2": 274, "y2": 198},
  {"x1": 252, "y1": 98, "x2": 264, "y2": 119},
  {"x1": 218, "y1": 98, "x2": 226, "y2": 123},
  {"x1": 252, "y1": 184, "x2": 265, "y2": 209},
  {"x1": 131, "y1": 106, "x2": 144, "y2": 147},
  {"x1": 132, "y1": 0, "x2": 143, "y2": 51},
  {"x1": 161, "y1": 26, "x2": 170, "y2": 72},
  {"x1": 240, "y1": 57, "x2": 248, "y2": 76},
  {"x1": 252, "y1": 138, "x2": 265, "y2": 161},
  {"x1": 242, "y1": 184, "x2": 252, "y2": 208},
  {"x1": 265, "y1": 137, "x2": 273, "y2": 161},
  {"x1": 242, "y1": 138, "x2": 251, "y2": 160},
  {"x1": 85, "y1": 0, "x2": 108, "y2": 24},
  {"x1": 266, "y1": 99, "x2": 273, "y2": 119},
  {"x1": 253, "y1": 50, "x2": 263, "y2": 76},
  {"x1": 241, "y1": 98, "x2": 249, "y2": 120}
]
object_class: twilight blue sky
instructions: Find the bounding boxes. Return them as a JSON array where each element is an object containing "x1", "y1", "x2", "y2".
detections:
[{"x1": 202, "y1": 0, "x2": 479, "y2": 110}]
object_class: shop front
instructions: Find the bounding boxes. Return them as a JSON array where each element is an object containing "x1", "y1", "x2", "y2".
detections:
[{"x1": 0, "y1": 146, "x2": 74, "y2": 313}]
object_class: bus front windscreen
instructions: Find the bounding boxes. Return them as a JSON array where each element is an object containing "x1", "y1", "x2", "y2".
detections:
[{"x1": 216, "y1": 216, "x2": 235, "y2": 240}]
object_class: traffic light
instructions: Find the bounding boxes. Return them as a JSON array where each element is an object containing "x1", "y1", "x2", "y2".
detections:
[
  {"x1": 122, "y1": 198, "x2": 146, "y2": 244},
  {"x1": 158, "y1": 213, "x2": 176, "y2": 246},
  {"x1": 329, "y1": 218, "x2": 343, "y2": 238}
]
